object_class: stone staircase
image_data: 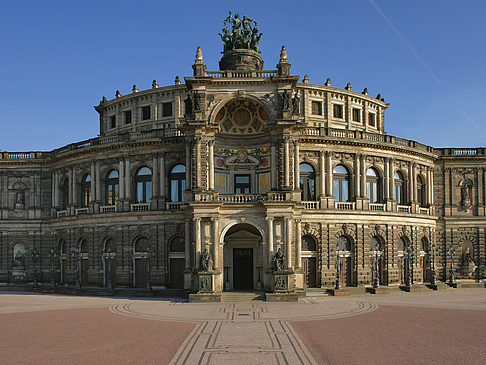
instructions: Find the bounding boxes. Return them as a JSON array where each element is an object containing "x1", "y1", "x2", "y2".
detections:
[{"x1": 221, "y1": 291, "x2": 265, "y2": 302}]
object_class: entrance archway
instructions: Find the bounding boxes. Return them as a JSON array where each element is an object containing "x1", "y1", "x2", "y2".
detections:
[{"x1": 223, "y1": 223, "x2": 263, "y2": 291}]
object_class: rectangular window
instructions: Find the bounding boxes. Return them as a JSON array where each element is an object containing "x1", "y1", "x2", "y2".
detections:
[
  {"x1": 234, "y1": 175, "x2": 251, "y2": 194},
  {"x1": 124, "y1": 110, "x2": 132, "y2": 124},
  {"x1": 141, "y1": 105, "x2": 151, "y2": 120},
  {"x1": 333, "y1": 104, "x2": 343, "y2": 119},
  {"x1": 352, "y1": 108, "x2": 361, "y2": 122},
  {"x1": 311, "y1": 101, "x2": 322, "y2": 115},
  {"x1": 110, "y1": 115, "x2": 116, "y2": 129},
  {"x1": 162, "y1": 102, "x2": 172, "y2": 117},
  {"x1": 368, "y1": 112, "x2": 376, "y2": 127}
]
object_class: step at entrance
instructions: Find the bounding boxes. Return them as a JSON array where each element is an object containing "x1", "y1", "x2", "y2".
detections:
[{"x1": 221, "y1": 291, "x2": 265, "y2": 302}]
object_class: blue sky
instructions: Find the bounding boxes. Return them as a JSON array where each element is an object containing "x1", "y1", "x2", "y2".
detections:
[{"x1": 1, "y1": 0, "x2": 485, "y2": 151}]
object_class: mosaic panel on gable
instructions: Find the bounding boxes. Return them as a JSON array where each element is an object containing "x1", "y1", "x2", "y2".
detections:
[{"x1": 215, "y1": 99, "x2": 269, "y2": 134}]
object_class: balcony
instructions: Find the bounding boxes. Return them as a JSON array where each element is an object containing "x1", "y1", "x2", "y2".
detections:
[{"x1": 130, "y1": 203, "x2": 150, "y2": 212}]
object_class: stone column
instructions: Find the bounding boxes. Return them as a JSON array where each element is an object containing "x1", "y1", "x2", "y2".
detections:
[
  {"x1": 285, "y1": 217, "x2": 292, "y2": 269},
  {"x1": 196, "y1": 138, "x2": 201, "y2": 189},
  {"x1": 159, "y1": 153, "x2": 165, "y2": 198},
  {"x1": 326, "y1": 151, "x2": 332, "y2": 196},
  {"x1": 296, "y1": 219, "x2": 302, "y2": 269},
  {"x1": 271, "y1": 144, "x2": 277, "y2": 190},
  {"x1": 90, "y1": 162, "x2": 96, "y2": 202},
  {"x1": 284, "y1": 137, "x2": 290, "y2": 189},
  {"x1": 185, "y1": 219, "x2": 191, "y2": 270},
  {"x1": 412, "y1": 163, "x2": 417, "y2": 203},
  {"x1": 185, "y1": 142, "x2": 191, "y2": 190},
  {"x1": 54, "y1": 171, "x2": 60, "y2": 207},
  {"x1": 360, "y1": 154, "x2": 366, "y2": 198},
  {"x1": 384, "y1": 157, "x2": 389, "y2": 200},
  {"x1": 266, "y1": 217, "x2": 274, "y2": 267},
  {"x1": 212, "y1": 218, "x2": 219, "y2": 270},
  {"x1": 294, "y1": 140, "x2": 300, "y2": 190},
  {"x1": 125, "y1": 158, "x2": 131, "y2": 201},
  {"x1": 152, "y1": 154, "x2": 159, "y2": 197},
  {"x1": 388, "y1": 158, "x2": 394, "y2": 200},
  {"x1": 195, "y1": 218, "x2": 201, "y2": 269},
  {"x1": 426, "y1": 167, "x2": 431, "y2": 206},
  {"x1": 430, "y1": 166, "x2": 435, "y2": 206},
  {"x1": 72, "y1": 166, "x2": 77, "y2": 205},
  {"x1": 354, "y1": 154, "x2": 360, "y2": 198},
  {"x1": 408, "y1": 163, "x2": 413, "y2": 203},
  {"x1": 95, "y1": 161, "x2": 101, "y2": 202},
  {"x1": 208, "y1": 140, "x2": 215, "y2": 190},
  {"x1": 319, "y1": 151, "x2": 325, "y2": 197},
  {"x1": 119, "y1": 160, "x2": 125, "y2": 200}
]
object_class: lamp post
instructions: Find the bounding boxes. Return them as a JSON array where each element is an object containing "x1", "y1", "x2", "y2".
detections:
[
  {"x1": 430, "y1": 244, "x2": 437, "y2": 286},
  {"x1": 32, "y1": 248, "x2": 39, "y2": 288},
  {"x1": 448, "y1": 245, "x2": 456, "y2": 286},
  {"x1": 370, "y1": 251, "x2": 381, "y2": 289},
  {"x1": 331, "y1": 248, "x2": 341, "y2": 290},
  {"x1": 145, "y1": 251, "x2": 152, "y2": 291},
  {"x1": 405, "y1": 247, "x2": 412, "y2": 287},
  {"x1": 103, "y1": 249, "x2": 115, "y2": 290},
  {"x1": 50, "y1": 249, "x2": 57, "y2": 288},
  {"x1": 71, "y1": 248, "x2": 81, "y2": 289}
]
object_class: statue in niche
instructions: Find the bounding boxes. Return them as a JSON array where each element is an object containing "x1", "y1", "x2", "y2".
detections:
[
  {"x1": 292, "y1": 92, "x2": 300, "y2": 115},
  {"x1": 200, "y1": 249, "x2": 213, "y2": 272},
  {"x1": 461, "y1": 247, "x2": 475, "y2": 267},
  {"x1": 184, "y1": 94, "x2": 193, "y2": 117},
  {"x1": 13, "y1": 250, "x2": 25, "y2": 268},
  {"x1": 193, "y1": 91, "x2": 201, "y2": 112},
  {"x1": 272, "y1": 248, "x2": 286, "y2": 271},
  {"x1": 281, "y1": 90, "x2": 291, "y2": 111},
  {"x1": 14, "y1": 189, "x2": 24, "y2": 209},
  {"x1": 460, "y1": 180, "x2": 472, "y2": 207}
]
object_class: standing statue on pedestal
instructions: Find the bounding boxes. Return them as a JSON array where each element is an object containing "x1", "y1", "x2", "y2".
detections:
[
  {"x1": 272, "y1": 248, "x2": 286, "y2": 271},
  {"x1": 200, "y1": 249, "x2": 213, "y2": 272},
  {"x1": 221, "y1": 11, "x2": 262, "y2": 54},
  {"x1": 184, "y1": 94, "x2": 193, "y2": 117}
]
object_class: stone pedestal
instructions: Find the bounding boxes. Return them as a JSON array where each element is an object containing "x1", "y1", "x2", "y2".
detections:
[
  {"x1": 11, "y1": 268, "x2": 25, "y2": 282},
  {"x1": 273, "y1": 270, "x2": 294, "y2": 293},
  {"x1": 219, "y1": 49, "x2": 263, "y2": 71},
  {"x1": 198, "y1": 272, "x2": 215, "y2": 293}
]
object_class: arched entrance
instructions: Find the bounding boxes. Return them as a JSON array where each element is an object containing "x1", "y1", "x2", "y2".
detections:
[{"x1": 223, "y1": 223, "x2": 263, "y2": 291}]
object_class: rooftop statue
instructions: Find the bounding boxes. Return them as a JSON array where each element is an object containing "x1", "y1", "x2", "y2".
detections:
[{"x1": 219, "y1": 11, "x2": 262, "y2": 55}]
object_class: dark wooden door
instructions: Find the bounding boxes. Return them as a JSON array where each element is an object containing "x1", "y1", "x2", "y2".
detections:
[
  {"x1": 340, "y1": 256, "x2": 352, "y2": 287},
  {"x1": 302, "y1": 257, "x2": 317, "y2": 288},
  {"x1": 80, "y1": 260, "x2": 88, "y2": 286},
  {"x1": 233, "y1": 248, "x2": 253, "y2": 290},
  {"x1": 423, "y1": 254, "x2": 430, "y2": 283},
  {"x1": 135, "y1": 259, "x2": 147, "y2": 288},
  {"x1": 170, "y1": 258, "x2": 185, "y2": 289}
]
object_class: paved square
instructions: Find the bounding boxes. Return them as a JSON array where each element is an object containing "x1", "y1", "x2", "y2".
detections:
[{"x1": 0, "y1": 289, "x2": 485, "y2": 364}]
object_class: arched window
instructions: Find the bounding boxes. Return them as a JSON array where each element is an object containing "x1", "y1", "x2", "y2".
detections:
[
  {"x1": 397, "y1": 237, "x2": 408, "y2": 252},
  {"x1": 104, "y1": 238, "x2": 113, "y2": 253},
  {"x1": 61, "y1": 178, "x2": 69, "y2": 209},
  {"x1": 333, "y1": 165, "x2": 350, "y2": 202},
  {"x1": 105, "y1": 170, "x2": 119, "y2": 205},
  {"x1": 169, "y1": 236, "x2": 185, "y2": 252},
  {"x1": 370, "y1": 236, "x2": 382, "y2": 252},
  {"x1": 337, "y1": 236, "x2": 351, "y2": 251},
  {"x1": 170, "y1": 164, "x2": 186, "y2": 202},
  {"x1": 81, "y1": 174, "x2": 91, "y2": 207},
  {"x1": 417, "y1": 175, "x2": 426, "y2": 207},
  {"x1": 60, "y1": 240, "x2": 66, "y2": 255},
  {"x1": 79, "y1": 239, "x2": 87, "y2": 253},
  {"x1": 302, "y1": 235, "x2": 317, "y2": 251},
  {"x1": 135, "y1": 237, "x2": 148, "y2": 252},
  {"x1": 366, "y1": 168, "x2": 381, "y2": 203},
  {"x1": 300, "y1": 163, "x2": 316, "y2": 201},
  {"x1": 135, "y1": 167, "x2": 152, "y2": 203},
  {"x1": 394, "y1": 171, "x2": 406, "y2": 204}
]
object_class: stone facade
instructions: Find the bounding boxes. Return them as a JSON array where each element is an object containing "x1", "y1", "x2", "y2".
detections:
[{"x1": 0, "y1": 39, "x2": 485, "y2": 294}]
